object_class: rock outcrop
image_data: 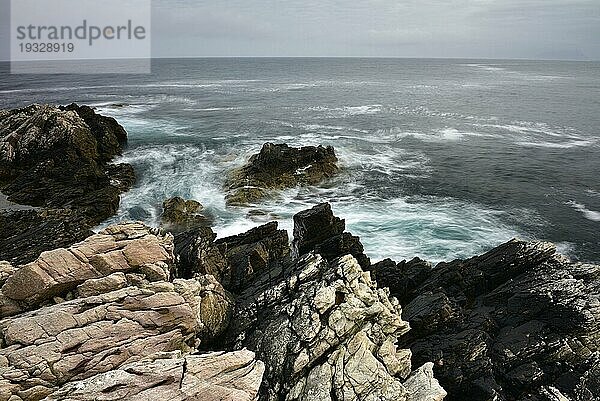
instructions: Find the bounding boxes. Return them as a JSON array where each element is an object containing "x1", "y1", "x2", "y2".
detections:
[
  {"x1": 222, "y1": 251, "x2": 446, "y2": 401},
  {"x1": 293, "y1": 203, "x2": 370, "y2": 269},
  {"x1": 369, "y1": 240, "x2": 600, "y2": 401},
  {"x1": 225, "y1": 143, "x2": 338, "y2": 205},
  {"x1": 180, "y1": 203, "x2": 443, "y2": 401},
  {"x1": 0, "y1": 223, "x2": 243, "y2": 401},
  {"x1": 0, "y1": 104, "x2": 135, "y2": 265},
  {"x1": 161, "y1": 197, "x2": 212, "y2": 233},
  {"x1": 175, "y1": 222, "x2": 290, "y2": 294},
  {"x1": 45, "y1": 350, "x2": 265, "y2": 401}
]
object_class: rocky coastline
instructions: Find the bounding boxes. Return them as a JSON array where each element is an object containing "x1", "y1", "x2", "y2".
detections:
[{"x1": 0, "y1": 105, "x2": 598, "y2": 401}]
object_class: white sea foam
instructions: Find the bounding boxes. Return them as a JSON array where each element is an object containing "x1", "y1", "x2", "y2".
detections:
[
  {"x1": 516, "y1": 139, "x2": 596, "y2": 149},
  {"x1": 307, "y1": 105, "x2": 383, "y2": 118},
  {"x1": 214, "y1": 189, "x2": 524, "y2": 263},
  {"x1": 567, "y1": 201, "x2": 600, "y2": 222},
  {"x1": 462, "y1": 63, "x2": 506, "y2": 72},
  {"x1": 555, "y1": 242, "x2": 576, "y2": 259}
]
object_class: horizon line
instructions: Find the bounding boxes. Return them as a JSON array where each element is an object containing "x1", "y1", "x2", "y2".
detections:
[{"x1": 1, "y1": 55, "x2": 599, "y2": 62}]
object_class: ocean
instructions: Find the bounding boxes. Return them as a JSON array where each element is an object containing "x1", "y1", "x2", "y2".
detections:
[{"x1": 1, "y1": 58, "x2": 599, "y2": 263}]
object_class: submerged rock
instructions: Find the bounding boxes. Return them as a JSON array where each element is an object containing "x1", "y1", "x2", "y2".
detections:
[
  {"x1": 161, "y1": 196, "x2": 212, "y2": 233},
  {"x1": 225, "y1": 143, "x2": 338, "y2": 205},
  {"x1": 370, "y1": 240, "x2": 600, "y2": 401},
  {"x1": 0, "y1": 103, "x2": 135, "y2": 264}
]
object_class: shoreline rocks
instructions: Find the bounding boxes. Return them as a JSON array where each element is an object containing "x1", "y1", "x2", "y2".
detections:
[
  {"x1": 0, "y1": 201, "x2": 598, "y2": 400},
  {"x1": 0, "y1": 104, "x2": 135, "y2": 265},
  {"x1": 0, "y1": 103, "x2": 597, "y2": 400},
  {"x1": 225, "y1": 143, "x2": 338, "y2": 205},
  {"x1": 369, "y1": 240, "x2": 600, "y2": 401},
  {"x1": 0, "y1": 223, "x2": 242, "y2": 400}
]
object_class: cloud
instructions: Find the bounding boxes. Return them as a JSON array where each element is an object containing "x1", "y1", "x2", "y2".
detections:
[{"x1": 149, "y1": 0, "x2": 600, "y2": 59}]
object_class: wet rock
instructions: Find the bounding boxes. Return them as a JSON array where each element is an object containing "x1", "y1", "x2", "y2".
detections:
[
  {"x1": 293, "y1": 203, "x2": 370, "y2": 268},
  {"x1": 373, "y1": 240, "x2": 600, "y2": 401},
  {"x1": 225, "y1": 143, "x2": 338, "y2": 205},
  {"x1": 45, "y1": 350, "x2": 265, "y2": 401},
  {"x1": 0, "y1": 104, "x2": 135, "y2": 264},
  {"x1": 161, "y1": 196, "x2": 212, "y2": 233}
]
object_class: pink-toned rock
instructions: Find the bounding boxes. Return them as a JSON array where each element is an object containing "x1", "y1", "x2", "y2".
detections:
[
  {"x1": 0, "y1": 223, "x2": 173, "y2": 310},
  {"x1": 43, "y1": 350, "x2": 265, "y2": 401}
]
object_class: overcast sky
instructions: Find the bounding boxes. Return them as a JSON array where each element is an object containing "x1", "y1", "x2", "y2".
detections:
[
  {"x1": 151, "y1": 0, "x2": 600, "y2": 59},
  {"x1": 1, "y1": 0, "x2": 598, "y2": 60}
]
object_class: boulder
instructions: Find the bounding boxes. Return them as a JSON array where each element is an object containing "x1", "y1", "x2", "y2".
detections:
[
  {"x1": 0, "y1": 104, "x2": 135, "y2": 265},
  {"x1": 225, "y1": 143, "x2": 338, "y2": 205},
  {"x1": 161, "y1": 197, "x2": 212, "y2": 233}
]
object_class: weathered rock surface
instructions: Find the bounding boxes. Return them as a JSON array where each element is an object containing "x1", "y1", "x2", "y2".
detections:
[
  {"x1": 175, "y1": 221, "x2": 290, "y2": 294},
  {"x1": 1, "y1": 222, "x2": 173, "y2": 312},
  {"x1": 161, "y1": 197, "x2": 212, "y2": 233},
  {"x1": 220, "y1": 250, "x2": 446, "y2": 401},
  {"x1": 293, "y1": 203, "x2": 370, "y2": 269},
  {"x1": 0, "y1": 222, "x2": 238, "y2": 401},
  {"x1": 215, "y1": 222, "x2": 290, "y2": 293},
  {"x1": 369, "y1": 240, "x2": 600, "y2": 401},
  {"x1": 45, "y1": 350, "x2": 265, "y2": 401},
  {"x1": 225, "y1": 143, "x2": 338, "y2": 205},
  {"x1": 0, "y1": 104, "x2": 135, "y2": 265},
  {"x1": 209, "y1": 203, "x2": 447, "y2": 401}
]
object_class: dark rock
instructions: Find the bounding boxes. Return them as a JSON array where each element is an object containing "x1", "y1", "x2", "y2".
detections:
[
  {"x1": 60, "y1": 103, "x2": 127, "y2": 162},
  {"x1": 369, "y1": 257, "x2": 434, "y2": 305},
  {"x1": 173, "y1": 221, "x2": 290, "y2": 294},
  {"x1": 0, "y1": 104, "x2": 134, "y2": 264},
  {"x1": 372, "y1": 239, "x2": 600, "y2": 401},
  {"x1": 293, "y1": 203, "x2": 344, "y2": 255},
  {"x1": 292, "y1": 203, "x2": 370, "y2": 268},
  {"x1": 128, "y1": 205, "x2": 151, "y2": 221},
  {"x1": 225, "y1": 143, "x2": 338, "y2": 205},
  {"x1": 215, "y1": 221, "x2": 290, "y2": 293},
  {"x1": 0, "y1": 209, "x2": 93, "y2": 266},
  {"x1": 173, "y1": 226, "x2": 228, "y2": 282},
  {"x1": 160, "y1": 196, "x2": 211, "y2": 233}
]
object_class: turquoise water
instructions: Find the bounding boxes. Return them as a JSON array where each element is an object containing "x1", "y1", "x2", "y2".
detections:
[{"x1": 1, "y1": 58, "x2": 599, "y2": 262}]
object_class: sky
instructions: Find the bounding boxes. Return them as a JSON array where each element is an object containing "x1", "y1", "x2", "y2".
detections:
[
  {"x1": 151, "y1": 0, "x2": 600, "y2": 59},
  {"x1": 1, "y1": 0, "x2": 599, "y2": 60}
]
